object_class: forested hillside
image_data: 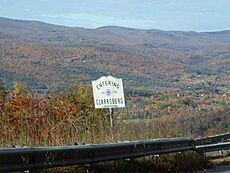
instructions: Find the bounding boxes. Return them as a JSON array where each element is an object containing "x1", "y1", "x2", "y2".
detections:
[{"x1": 0, "y1": 17, "x2": 229, "y2": 94}]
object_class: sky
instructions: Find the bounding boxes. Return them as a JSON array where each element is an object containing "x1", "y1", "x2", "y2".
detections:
[{"x1": 0, "y1": 0, "x2": 230, "y2": 31}]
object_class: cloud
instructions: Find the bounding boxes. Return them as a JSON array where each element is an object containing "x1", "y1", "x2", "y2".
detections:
[
  {"x1": 40, "y1": 12, "x2": 158, "y2": 28},
  {"x1": 23, "y1": 8, "x2": 31, "y2": 12}
]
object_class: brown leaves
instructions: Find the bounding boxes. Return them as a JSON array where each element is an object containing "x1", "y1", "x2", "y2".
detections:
[{"x1": 0, "y1": 83, "x2": 110, "y2": 146}]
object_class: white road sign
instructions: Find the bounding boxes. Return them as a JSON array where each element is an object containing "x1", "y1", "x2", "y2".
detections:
[{"x1": 92, "y1": 76, "x2": 125, "y2": 109}]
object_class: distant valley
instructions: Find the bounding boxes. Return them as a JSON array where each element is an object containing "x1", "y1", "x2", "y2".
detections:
[{"x1": 0, "y1": 17, "x2": 229, "y2": 94}]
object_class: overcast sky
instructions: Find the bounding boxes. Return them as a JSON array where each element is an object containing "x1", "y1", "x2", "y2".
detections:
[{"x1": 0, "y1": 0, "x2": 229, "y2": 31}]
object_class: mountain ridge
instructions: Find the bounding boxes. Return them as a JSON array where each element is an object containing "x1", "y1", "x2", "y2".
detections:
[{"x1": 1, "y1": 17, "x2": 230, "y2": 47}]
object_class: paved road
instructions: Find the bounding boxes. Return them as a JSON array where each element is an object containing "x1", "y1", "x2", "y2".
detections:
[{"x1": 197, "y1": 165, "x2": 230, "y2": 173}]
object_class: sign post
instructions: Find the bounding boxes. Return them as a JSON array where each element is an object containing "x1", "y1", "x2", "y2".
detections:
[
  {"x1": 92, "y1": 76, "x2": 125, "y2": 129},
  {"x1": 109, "y1": 107, "x2": 113, "y2": 129}
]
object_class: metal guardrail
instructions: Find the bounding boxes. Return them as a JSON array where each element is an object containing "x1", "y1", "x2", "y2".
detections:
[
  {"x1": 195, "y1": 133, "x2": 230, "y2": 145},
  {"x1": 0, "y1": 137, "x2": 193, "y2": 172},
  {"x1": 196, "y1": 142, "x2": 230, "y2": 153},
  {"x1": 1, "y1": 134, "x2": 230, "y2": 172}
]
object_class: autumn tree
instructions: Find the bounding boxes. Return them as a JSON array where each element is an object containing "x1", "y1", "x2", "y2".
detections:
[
  {"x1": 12, "y1": 81, "x2": 32, "y2": 98},
  {"x1": 0, "y1": 80, "x2": 7, "y2": 104}
]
